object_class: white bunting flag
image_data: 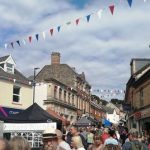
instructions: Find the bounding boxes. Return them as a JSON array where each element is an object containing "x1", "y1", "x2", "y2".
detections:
[
  {"x1": 97, "y1": 9, "x2": 103, "y2": 19},
  {"x1": 22, "y1": 39, "x2": 26, "y2": 45},
  {"x1": 42, "y1": 31, "x2": 46, "y2": 40},
  {"x1": 4, "y1": 44, "x2": 8, "y2": 49}
]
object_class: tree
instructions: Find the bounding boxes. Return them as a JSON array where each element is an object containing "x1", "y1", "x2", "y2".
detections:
[
  {"x1": 110, "y1": 99, "x2": 124, "y2": 104},
  {"x1": 91, "y1": 95, "x2": 108, "y2": 105}
]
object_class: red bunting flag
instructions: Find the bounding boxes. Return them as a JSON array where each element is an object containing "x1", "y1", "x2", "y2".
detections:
[
  {"x1": 29, "y1": 36, "x2": 32, "y2": 43},
  {"x1": 109, "y1": 5, "x2": 115, "y2": 15},
  {"x1": 76, "y1": 19, "x2": 80, "y2": 25},
  {"x1": 50, "y1": 29, "x2": 54, "y2": 36}
]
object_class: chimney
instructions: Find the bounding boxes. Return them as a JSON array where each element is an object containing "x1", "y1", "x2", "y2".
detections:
[{"x1": 51, "y1": 52, "x2": 60, "y2": 65}]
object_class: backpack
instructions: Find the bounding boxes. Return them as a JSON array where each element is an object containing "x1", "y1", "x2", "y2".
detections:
[
  {"x1": 130, "y1": 142, "x2": 144, "y2": 150},
  {"x1": 103, "y1": 144, "x2": 121, "y2": 150}
]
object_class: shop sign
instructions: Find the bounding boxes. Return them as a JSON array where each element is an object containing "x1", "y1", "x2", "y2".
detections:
[
  {"x1": 3, "y1": 122, "x2": 56, "y2": 132},
  {"x1": 0, "y1": 107, "x2": 23, "y2": 117},
  {"x1": 134, "y1": 111, "x2": 141, "y2": 120}
]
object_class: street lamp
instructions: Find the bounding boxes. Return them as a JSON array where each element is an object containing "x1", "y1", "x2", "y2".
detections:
[{"x1": 33, "y1": 67, "x2": 40, "y2": 104}]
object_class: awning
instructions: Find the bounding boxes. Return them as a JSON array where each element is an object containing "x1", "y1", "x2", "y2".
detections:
[
  {"x1": 46, "y1": 108, "x2": 70, "y2": 126},
  {"x1": 102, "y1": 119, "x2": 112, "y2": 127}
]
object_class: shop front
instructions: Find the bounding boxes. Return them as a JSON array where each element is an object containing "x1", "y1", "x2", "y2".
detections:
[{"x1": 134, "y1": 106, "x2": 150, "y2": 133}]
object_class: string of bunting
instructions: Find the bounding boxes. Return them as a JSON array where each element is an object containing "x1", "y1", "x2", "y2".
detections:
[
  {"x1": 4, "y1": 0, "x2": 147, "y2": 49},
  {"x1": 92, "y1": 89, "x2": 125, "y2": 94},
  {"x1": 92, "y1": 88, "x2": 125, "y2": 99}
]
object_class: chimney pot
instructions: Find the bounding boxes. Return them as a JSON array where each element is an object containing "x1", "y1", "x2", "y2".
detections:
[{"x1": 51, "y1": 52, "x2": 60, "y2": 65}]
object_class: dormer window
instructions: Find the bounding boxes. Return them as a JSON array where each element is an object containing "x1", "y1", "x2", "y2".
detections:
[
  {"x1": 6, "y1": 63, "x2": 13, "y2": 73},
  {"x1": 0, "y1": 55, "x2": 15, "y2": 74},
  {"x1": 0, "y1": 63, "x2": 4, "y2": 69}
]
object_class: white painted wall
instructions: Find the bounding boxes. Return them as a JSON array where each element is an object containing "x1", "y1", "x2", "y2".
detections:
[
  {"x1": 34, "y1": 83, "x2": 47, "y2": 109},
  {"x1": 106, "y1": 110, "x2": 120, "y2": 124}
]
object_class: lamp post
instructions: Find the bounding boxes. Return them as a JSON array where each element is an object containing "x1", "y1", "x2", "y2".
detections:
[{"x1": 33, "y1": 67, "x2": 40, "y2": 104}]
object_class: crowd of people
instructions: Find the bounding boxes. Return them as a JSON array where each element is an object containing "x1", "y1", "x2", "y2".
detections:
[{"x1": 0, "y1": 125, "x2": 150, "y2": 150}]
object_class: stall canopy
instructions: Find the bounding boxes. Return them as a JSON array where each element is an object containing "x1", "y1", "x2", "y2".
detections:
[
  {"x1": 74, "y1": 117, "x2": 95, "y2": 127},
  {"x1": 0, "y1": 103, "x2": 62, "y2": 129},
  {"x1": 102, "y1": 119, "x2": 112, "y2": 127}
]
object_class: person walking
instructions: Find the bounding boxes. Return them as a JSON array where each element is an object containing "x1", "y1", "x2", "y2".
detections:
[
  {"x1": 122, "y1": 128, "x2": 149, "y2": 150},
  {"x1": 0, "y1": 138, "x2": 10, "y2": 150},
  {"x1": 42, "y1": 127, "x2": 71, "y2": 150},
  {"x1": 9, "y1": 136, "x2": 31, "y2": 150}
]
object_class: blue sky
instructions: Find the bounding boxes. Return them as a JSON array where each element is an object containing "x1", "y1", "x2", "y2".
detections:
[
  {"x1": 70, "y1": 0, "x2": 90, "y2": 8},
  {"x1": 0, "y1": 0, "x2": 150, "y2": 100}
]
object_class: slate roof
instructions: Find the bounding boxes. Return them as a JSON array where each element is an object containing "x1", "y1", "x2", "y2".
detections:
[
  {"x1": 36, "y1": 64, "x2": 91, "y2": 88},
  {"x1": 0, "y1": 68, "x2": 30, "y2": 86},
  {"x1": 0, "y1": 55, "x2": 9, "y2": 62},
  {"x1": 103, "y1": 106, "x2": 114, "y2": 114}
]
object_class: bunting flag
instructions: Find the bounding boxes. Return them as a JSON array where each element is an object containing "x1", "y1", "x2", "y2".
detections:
[
  {"x1": 57, "y1": 26, "x2": 61, "y2": 32},
  {"x1": 76, "y1": 19, "x2": 80, "y2": 25},
  {"x1": 29, "y1": 36, "x2": 32, "y2": 43},
  {"x1": 35, "y1": 34, "x2": 39, "y2": 41},
  {"x1": 16, "y1": 40, "x2": 20, "y2": 46},
  {"x1": 3, "y1": 0, "x2": 145, "y2": 49},
  {"x1": 109, "y1": 5, "x2": 115, "y2": 15},
  {"x1": 11, "y1": 42, "x2": 14, "y2": 48},
  {"x1": 50, "y1": 29, "x2": 54, "y2": 36},
  {"x1": 4, "y1": 44, "x2": 8, "y2": 49},
  {"x1": 42, "y1": 31, "x2": 46, "y2": 40},
  {"x1": 22, "y1": 39, "x2": 26, "y2": 45},
  {"x1": 97, "y1": 9, "x2": 103, "y2": 19},
  {"x1": 127, "y1": 0, "x2": 132, "y2": 7},
  {"x1": 92, "y1": 89, "x2": 125, "y2": 94},
  {"x1": 86, "y1": 14, "x2": 91, "y2": 22}
]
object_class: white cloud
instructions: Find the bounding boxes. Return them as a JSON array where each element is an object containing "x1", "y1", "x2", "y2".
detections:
[{"x1": 0, "y1": 0, "x2": 150, "y2": 100}]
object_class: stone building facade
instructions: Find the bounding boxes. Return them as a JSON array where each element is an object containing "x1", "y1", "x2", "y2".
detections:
[
  {"x1": 125, "y1": 58, "x2": 150, "y2": 133},
  {"x1": 35, "y1": 52, "x2": 91, "y2": 123}
]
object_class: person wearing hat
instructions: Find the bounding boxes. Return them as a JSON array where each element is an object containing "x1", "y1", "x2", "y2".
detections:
[{"x1": 42, "y1": 127, "x2": 71, "y2": 150}]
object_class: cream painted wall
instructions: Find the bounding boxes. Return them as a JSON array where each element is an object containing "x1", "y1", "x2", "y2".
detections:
[
  {"x1": 35, "y1": 83, "x2": 48, "y2": 109},
  {"x1": 0, "y1": 80, "x2": 32, "y2": 109}
]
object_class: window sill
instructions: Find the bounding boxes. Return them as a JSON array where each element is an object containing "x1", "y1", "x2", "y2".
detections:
[{"x1": 12, "y1": 102, "x2": 22, "y2": 106}]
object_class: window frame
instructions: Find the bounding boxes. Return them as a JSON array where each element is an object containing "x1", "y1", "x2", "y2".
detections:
[{"x1": 13, "y1": 86, "x2": 21, "y2": 103}]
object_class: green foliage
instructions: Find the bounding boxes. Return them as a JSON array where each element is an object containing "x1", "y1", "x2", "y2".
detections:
[
  {"x1": 110, "y1": 99, "x2": 124, "y2": 104},
  {"x1": 91, "y1": 95, "x2": 108, "y2": 105}
]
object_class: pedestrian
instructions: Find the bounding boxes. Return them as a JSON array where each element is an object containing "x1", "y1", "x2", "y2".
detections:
[
  {"x1": 0, "y1": 138, "x2": 10, "y2": 150},
  {"x1": 42, "y1": 127, "x2": 70, "y2": 150},
  {"x1": 101, "y1": 128, "x2": 109, "y2": 144},
  {"x1": 71, "y1": 135, "x2": 85, "y2": 150},
  {"x1": 55, "y1": 129, "x2": 72, "y2": 150},
  {"x1": 122, "y1": 128, "x2": 149, "y2": 150},
  {"x1": 42, "y1": 127, "x2": 59, "y2": 150},
  {"x1": 88, "y1": 134, "x2": 104, "y2": 150},
  {"x1": 70, "y1": 126, "x2": 88, "y2": 149},
  {"x1": 104, "y1": 130, "x2": 119, "y2": 145},
  {"x1": 9, "y1": 136, "x2": 31, "y2": 150}
]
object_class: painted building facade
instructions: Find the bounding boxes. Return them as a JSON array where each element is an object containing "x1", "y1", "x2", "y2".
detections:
[{"x1": 0, "y1": 55, "x2": 33, "y2": 117}]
